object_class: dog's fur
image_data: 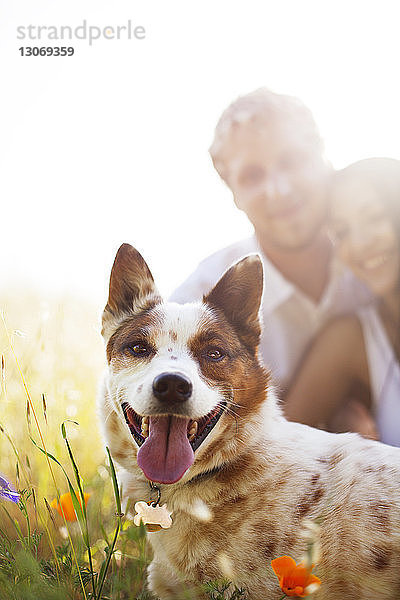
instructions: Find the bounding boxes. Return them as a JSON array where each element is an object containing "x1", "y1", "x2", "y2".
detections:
[{"x1": 99, "y1": 244, "x2": 400, "y2": 599}]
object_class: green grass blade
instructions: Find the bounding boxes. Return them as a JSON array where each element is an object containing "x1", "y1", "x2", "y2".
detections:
[
  {"x1": 106, "y1": 447, "x2": 122, "y2": 517},
  {"x1": 96, "y1": 448, "x2": 123, "y2": 599},
  {"x1": 29, "y1": 436, "x2": 70, "y2": 482}
]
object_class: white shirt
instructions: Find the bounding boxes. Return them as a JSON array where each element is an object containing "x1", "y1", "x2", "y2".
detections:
[
  {"x1": 358, "y1": 305, "x2": 400, "y2": 447},
  {"x1": 170, "y1": 235, "x2": 371, "y2": 391}
]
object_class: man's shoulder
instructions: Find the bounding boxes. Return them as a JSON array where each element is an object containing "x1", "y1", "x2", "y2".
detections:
[
  {"x1": 170, "y1": 237, "x2": 257, "y2": 302},
  {"x1": 196, "y1": 236, "x2": 258, "y2": 271}
]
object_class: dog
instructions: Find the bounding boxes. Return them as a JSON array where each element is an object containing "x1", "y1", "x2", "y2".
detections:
[{"x1": 99, "y1": 243, "x2": 400, "y2": 599}]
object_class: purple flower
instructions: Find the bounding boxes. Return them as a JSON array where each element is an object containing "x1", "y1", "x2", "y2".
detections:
[{"x1": 0, "y1": 473, "x2": 20, "y2": 504}]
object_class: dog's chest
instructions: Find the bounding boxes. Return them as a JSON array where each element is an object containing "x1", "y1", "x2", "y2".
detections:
[{"x1": 148, "y1": 483, "x2": 306, "y2": 583}]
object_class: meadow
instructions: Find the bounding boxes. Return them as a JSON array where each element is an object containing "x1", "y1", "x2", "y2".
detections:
[{"x1": 0, "y1": 290, "x2": 250, "y2": 600}]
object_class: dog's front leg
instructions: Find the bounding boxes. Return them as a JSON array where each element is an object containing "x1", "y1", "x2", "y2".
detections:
[{"x1": 147, "y1": 558, "x2": 205, "y2": 600}]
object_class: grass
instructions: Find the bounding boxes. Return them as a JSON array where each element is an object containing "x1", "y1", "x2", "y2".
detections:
[{"x1": 0, "y1": 290, "x2": 248, "y2": 600}]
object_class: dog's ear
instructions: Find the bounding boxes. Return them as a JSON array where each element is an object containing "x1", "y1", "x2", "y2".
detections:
[
  {"x1": 102, "y1": 244, "x2": 161, "y2": 336},
  {"x1": 204, "y1": 255, "x2": 263, "y2": 351}
]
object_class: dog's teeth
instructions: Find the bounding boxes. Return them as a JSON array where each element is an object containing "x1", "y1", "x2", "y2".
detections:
[
  {"x1": 188, "y1": 421, "x2": 198, "y2": 438},
  {"x1": 189, "y1": 421, "x2": 198, "y2": 434},
  {"x1": 141, "y1": 416, "x2": 149, "y2": 438}
]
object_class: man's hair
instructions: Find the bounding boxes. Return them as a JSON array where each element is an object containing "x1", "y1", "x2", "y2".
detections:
[{"x1": 209, "y1": 88, "x2": 323, "y2": 183}]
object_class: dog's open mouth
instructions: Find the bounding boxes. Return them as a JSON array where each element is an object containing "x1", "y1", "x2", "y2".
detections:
[
  {"x1": 121, "y1": 402, "x2": 226, "y2": 452},
  {"x1": 121, "y1": 401, "x2": 226, "y2": 484}
]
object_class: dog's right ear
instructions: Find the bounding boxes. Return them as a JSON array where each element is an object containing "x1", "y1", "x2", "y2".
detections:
[{"x1": 102, "y1": 244, "x2": 161, "y2": 337}]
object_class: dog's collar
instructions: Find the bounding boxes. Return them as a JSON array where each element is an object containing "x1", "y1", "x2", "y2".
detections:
[
  {"x1": 133, "y1": 466, "x2": 226, "y2": 531},
  {"x1": 139, "y1": 464, "x2": 225, "y2": 495},
  {"x1": 185, "y1": 463, "x2": 226, "y2": 486}
]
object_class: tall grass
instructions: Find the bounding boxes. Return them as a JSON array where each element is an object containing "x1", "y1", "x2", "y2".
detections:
[{"x1": 0, "y1": 289, "x2": 152, "y2": 599}]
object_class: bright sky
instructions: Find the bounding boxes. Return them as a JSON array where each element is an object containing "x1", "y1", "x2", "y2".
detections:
[{"x1": 1, "y1": 0, "x2": 400, "y2": 305}]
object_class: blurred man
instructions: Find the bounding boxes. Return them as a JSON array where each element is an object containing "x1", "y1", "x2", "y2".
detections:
[{"x1": 171, "y1": 88, "x2": 369, "y2": 397}]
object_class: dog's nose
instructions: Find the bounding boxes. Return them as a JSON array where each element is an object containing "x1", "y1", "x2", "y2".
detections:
[{"x1": 152, "y1": 372, "x2": 192, "y2": 403}]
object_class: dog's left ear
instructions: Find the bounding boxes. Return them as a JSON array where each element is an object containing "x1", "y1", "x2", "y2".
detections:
[
  {"x1": 204, "y1": 255, "x2": 263, "y2": 351},
  {"x1": 102, "y1": 244, "x2": 161, "y2": 336}
]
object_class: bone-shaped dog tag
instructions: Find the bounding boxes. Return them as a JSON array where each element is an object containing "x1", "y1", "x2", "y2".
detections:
[{"x1": 133, "y1": 501, "x2": 173, "y2": 532}]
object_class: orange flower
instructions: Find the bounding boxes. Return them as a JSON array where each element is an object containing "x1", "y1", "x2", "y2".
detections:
[
  {"x1": 50, "y1": 492, "x2": 91, "y2": 521},
  {"x1": 271, "y1": 555, "x2": 321, "y2": 597}
]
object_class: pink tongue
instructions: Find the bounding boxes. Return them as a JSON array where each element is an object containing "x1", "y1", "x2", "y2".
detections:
[{"x1": 137, "y1": 416, "x2": 194, "y2": 484}]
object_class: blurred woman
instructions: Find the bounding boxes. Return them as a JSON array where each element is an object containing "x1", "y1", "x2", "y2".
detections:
[{"x1": 285, "y1": 157, "x2": 400, "y2": 447}]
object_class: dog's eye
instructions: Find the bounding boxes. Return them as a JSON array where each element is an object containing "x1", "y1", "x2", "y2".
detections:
[
  {"x1": 205, "y1": 347, "x2": 226, "y2": 361},
  {"x1": 125, "y1": 343, "x2": 151, "y2": 357}
]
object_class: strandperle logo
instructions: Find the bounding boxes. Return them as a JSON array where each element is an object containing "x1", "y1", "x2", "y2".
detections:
[{"x1": 17, "y1": 20, "x2": 146, "y2": 46}]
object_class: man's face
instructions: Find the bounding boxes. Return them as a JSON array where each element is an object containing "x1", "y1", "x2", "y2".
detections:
[{"x1": 223, "y1": 122, "x2": 331, "y2": 251}]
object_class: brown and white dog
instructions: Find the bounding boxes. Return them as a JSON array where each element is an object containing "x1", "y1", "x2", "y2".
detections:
[{"x1": 99, "y1": 243, "x2": 400, "y2": 599}]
